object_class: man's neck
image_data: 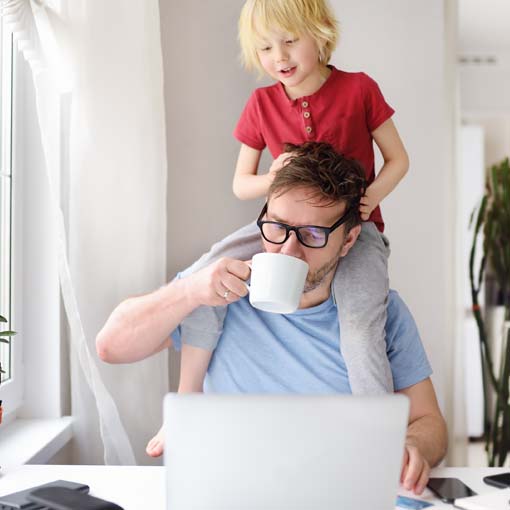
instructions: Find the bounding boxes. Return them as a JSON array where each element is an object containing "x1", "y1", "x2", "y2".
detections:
[{"x1": 298, "y1": 272, "x2": 335, "y2": 309}]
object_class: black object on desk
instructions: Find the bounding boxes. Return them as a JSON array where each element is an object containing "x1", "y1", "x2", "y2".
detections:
[
  {"x1": 426, "y1": 477, "x2": 477, "y2": 503},
  {"x1": 0, "y1": 479, "x2": 89, "y2": 509},
  {"x1": 27, "y1": 487, "x2": 124, "y2": 510},
  {"x1": 483, "y1": 472, "x2": 510, "y2": 489}
]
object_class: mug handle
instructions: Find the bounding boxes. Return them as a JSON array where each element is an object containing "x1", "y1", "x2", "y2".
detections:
[{"x1": 243, "y1": 260, "x2": 252, "y2": 293}]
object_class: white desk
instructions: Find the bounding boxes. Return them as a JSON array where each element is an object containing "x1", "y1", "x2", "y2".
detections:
[
  {"x1": 0, "y1": 465, "x2": 508, "y2": 509},
  {"x1": 0, "y1": 465, "x2": 164, "y2": 509}
]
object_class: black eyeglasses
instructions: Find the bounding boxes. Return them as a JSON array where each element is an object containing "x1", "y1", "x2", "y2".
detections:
[{"x1": 256, "y1": 203, "x2": 353, "y2": 249}]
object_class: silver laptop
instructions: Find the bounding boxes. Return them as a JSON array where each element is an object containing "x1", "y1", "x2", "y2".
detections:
[{"x1": 164, "y1": 394, "x2": 409, "y2": 510}]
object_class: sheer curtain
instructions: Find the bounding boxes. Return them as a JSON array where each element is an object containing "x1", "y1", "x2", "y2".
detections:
[{"x1": 2, "y1": 0, "x2": 168, "y2": 464}]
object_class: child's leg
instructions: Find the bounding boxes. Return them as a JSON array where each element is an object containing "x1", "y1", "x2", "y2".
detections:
[
  {"x1": 146, "y1": 345, "x2": 213, "y2": 457},
  {"x1": 146, "y1": 222, "x2": 262, "y2": 458},
  {"x1": 334, "y1": 222, "x2": 393, "y2": 394}
]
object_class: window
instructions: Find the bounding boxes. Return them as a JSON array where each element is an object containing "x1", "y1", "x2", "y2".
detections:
[
  {"x1": 0, "y1": 17, "x2": 14, "y2": 386},
  {"x1": 0, "y1": 7, "x2": 65, "y2": 423},
  {"x1": 0, "y1": 14, "x2": 22, "y2": 419}
]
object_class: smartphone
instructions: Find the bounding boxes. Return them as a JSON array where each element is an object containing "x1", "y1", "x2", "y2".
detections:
[
  {"x1": 426, "y1": 477, "x2": 477, "y2": 503},
  {"x1": 0, "y1": 479, "x2": 89, "y2": 509},
  {"x1": 483, "y1": 472, "x2": 510, "y2": 488}
]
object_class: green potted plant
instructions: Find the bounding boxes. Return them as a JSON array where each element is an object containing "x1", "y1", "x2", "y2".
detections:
[
  {"x1": 0, "y1": 314, "x2": 16, "y2": 380},
  {"x1": 469, "y1": 156, "x2": 510, "y2": 466}
]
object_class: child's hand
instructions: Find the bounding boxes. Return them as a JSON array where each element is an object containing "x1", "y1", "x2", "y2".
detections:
[
  {"x1": 359, "y1": 185, "x2": 382, "y2": 221},
  {"x1": 269, "y1": 152, "x2": 292, "y2": 175}
]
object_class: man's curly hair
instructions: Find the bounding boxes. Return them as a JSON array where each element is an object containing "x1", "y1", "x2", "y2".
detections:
[{"x1": 268, "y1": 142, "x2": 367, "y2": 231}]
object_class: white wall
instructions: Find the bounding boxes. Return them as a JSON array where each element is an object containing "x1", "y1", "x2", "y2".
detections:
[
  {"x1": 463, "y1": 116, "x2": 510, "y2": 168},
  {"x1": 460, "y1": 55, "x2": 510, "y2": 167},
  {"x1": 328, "y1": 0, "x2": 453, "y2": 410},
  {"x1": 459, "y1": 126, "x2": 484, "y2": 437},
  {"x1": 161, "y1": 0, "x2": 268, "y2": 279},
  {"x1": 460, "y1": 56, "x2": 510, "y2": 116},
  {"x1": 160, "y1": 1, "x2": 454, "y2": 408}
]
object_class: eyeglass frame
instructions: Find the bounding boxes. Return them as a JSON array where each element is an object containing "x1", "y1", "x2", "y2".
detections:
[{"x1": 256, "y1": 202, "x2": 356, "y2": 249}]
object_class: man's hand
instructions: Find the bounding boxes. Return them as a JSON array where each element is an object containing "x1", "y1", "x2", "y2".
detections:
[
  {"x1": 400, "y1": 440, "x2": 431, "y2": 495},
  {"x1": 186, "y1": 257, "x2": 250, "y2": 308},
  {"x1": 397, "y1": 379, "x2": 448, "y2": 496}
]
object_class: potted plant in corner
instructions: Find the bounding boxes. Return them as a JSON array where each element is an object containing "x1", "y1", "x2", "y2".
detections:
[
  {"x1": 469, "y1": 156, "x2": 510, "y2": 466},
  {"x1": 0, "y1": 314, "x2": 17, "y2": 424}
]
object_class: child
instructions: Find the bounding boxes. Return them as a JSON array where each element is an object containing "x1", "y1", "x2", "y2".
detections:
[{"x1": 146, "y1": 0, "x2": 409, "y2": 457}]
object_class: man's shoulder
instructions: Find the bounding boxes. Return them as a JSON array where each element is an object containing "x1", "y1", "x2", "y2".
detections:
[
  {"x1": 385, "y1": 290, "x2": 421, "y2": 349},
  {"x1": 387, "y1": 290, "x2": 410, "y2": 318},
  {"x1": 385, "y1": 291, "x2": 432, "y2": 389}
]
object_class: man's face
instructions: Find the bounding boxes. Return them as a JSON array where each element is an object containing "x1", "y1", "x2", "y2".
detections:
[{"x1": 261, "y1": 187, "x2": 361, "y2": 293}]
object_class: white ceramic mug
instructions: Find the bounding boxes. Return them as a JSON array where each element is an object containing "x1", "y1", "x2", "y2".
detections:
[{"x1": 247, "y1": 253, "x2": 309, "y2": 314}]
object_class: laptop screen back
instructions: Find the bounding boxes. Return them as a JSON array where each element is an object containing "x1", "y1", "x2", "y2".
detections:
[{"x1": 164, "y1": 394, "x2": 409, "y2": 510}]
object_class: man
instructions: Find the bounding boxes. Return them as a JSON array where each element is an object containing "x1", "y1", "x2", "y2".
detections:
[{"x1": 96, "y1": 142, "x2": 447, "y2": 495}]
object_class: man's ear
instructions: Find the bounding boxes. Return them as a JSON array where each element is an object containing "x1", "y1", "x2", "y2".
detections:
[{"x1": 339, "y1": 224, "x2": 361, "y2": 257}]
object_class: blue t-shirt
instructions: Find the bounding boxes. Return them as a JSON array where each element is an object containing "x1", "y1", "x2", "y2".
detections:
[{"x1": 172, "y1": 290, "x2": 431, "y2": 394}]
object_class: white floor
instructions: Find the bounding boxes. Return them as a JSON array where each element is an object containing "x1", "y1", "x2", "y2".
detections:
[{"x1": 468, "y1": 441, "x2": 488, "y2": 467}]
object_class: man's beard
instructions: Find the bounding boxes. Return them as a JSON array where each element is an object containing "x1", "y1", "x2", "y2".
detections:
[{"x1": 303, "y1": 246, "x2": 344, "y2": 294}]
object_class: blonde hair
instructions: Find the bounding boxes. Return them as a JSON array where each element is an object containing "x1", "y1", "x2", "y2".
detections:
[{"x1": 238, "y1": 0, "x2": 339, "y2": 76}]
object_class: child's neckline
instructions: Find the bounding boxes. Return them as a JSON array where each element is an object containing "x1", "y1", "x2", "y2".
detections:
[{"x1": 279, "y1": 65, "x2": 336, "y2": 102}]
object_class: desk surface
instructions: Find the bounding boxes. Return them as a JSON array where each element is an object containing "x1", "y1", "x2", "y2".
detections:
[{"x1": 0, "y1": 465, "x2": 508, "y2": 509}]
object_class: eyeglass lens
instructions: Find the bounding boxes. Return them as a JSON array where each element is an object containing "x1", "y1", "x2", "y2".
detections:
[{"x1": 261, "y1": 222, "x2": 327, "y2": 248}]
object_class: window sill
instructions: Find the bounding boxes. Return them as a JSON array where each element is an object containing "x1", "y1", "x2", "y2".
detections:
[{"x1": 0, "y1": 417, "x2": 73, "y2": 472}]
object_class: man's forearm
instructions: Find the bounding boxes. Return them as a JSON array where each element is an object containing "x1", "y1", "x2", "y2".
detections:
[
  {"x1": 406, "y1": 414, "x2": 448, "y2": 467},
  {"x1": 96, "y1": 277, "x2": 198, "y2": 363},
  {"x1": 97, "y1": 256, "x2": 250, "y2": 364}
]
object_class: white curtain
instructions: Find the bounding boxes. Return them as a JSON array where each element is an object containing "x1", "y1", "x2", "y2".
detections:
[
  {"x1": 2, "y1": 0, "x2": 168, "y2": 464},
  {"x1": 66, "y1": 0, "x2": 168, "y2": 465}
]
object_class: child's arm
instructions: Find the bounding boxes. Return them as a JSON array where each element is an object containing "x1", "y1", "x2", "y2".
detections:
[
  {"x1": 360, "y1": 118, "x2": 409, "y2": 220},
  {"x1": 233, "y1": 144, "x2": 289, "y2": 200}
]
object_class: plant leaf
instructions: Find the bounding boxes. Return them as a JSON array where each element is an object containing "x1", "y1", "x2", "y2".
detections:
[
  {"x1": 478, "y1": 157, "x2": 510, "y2": 465},
  {"x1": 0, "y1": 330, "x2": 16, "y2": 337},
  {"x1": 0, "y1": 315, "x2": 7, "y2": 323}
]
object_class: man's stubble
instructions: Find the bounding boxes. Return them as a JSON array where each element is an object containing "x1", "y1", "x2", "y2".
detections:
[{"x1": 303, "y1": 240, "x2": 345, "y2": 294}]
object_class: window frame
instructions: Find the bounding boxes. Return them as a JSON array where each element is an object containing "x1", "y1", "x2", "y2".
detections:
[
  {"x1": 0, "y1": 16, "x2": 23, "y2": 418},
  {"x1": 0, "y1": 19, "x2": 65, "y2": 423}
]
